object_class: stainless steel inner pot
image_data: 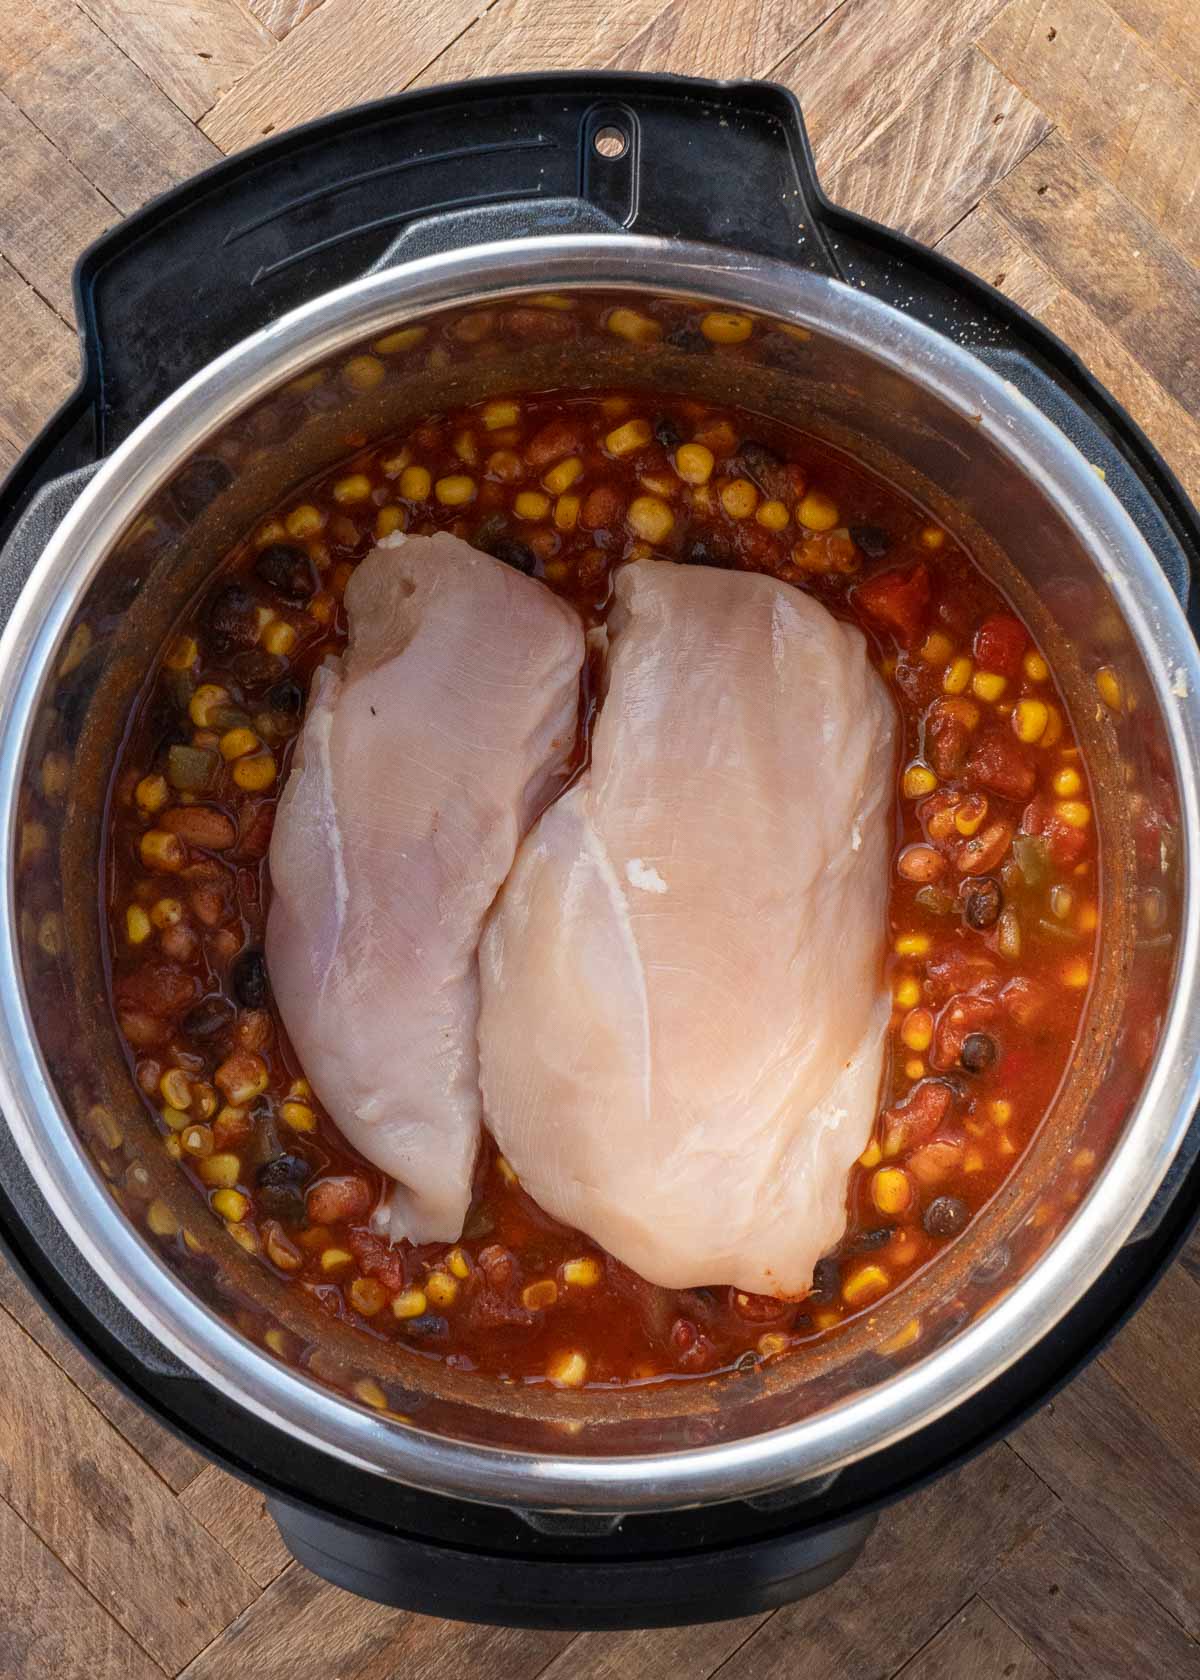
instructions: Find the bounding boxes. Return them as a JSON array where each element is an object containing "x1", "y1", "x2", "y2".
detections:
[{"x1": 2, "y1": 234, "x2": 1200, "y2": 1514}]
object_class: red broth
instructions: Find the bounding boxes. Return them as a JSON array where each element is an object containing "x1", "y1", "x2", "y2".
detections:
[{"x1": 104, "y1": 387, "x2": 1096, "y2": 1389}]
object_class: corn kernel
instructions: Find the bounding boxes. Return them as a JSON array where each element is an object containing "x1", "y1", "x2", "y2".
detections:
[
  {"x1": 182, "y1": 1124, "x2": 213, "y2": 1157},
  {"x1": 342, "y1": 354, "x2": 384, "y2": 390},
  {"x1": 797, "y1": 490, "x2": 838, "y2": 532},
  {"x1": 434, "y1": 474, "x2": 476, "y2": 507},
  {"x1": 701, "y1": 310, "x2": 754, "y2": 344},
  {"x1": 1053, "y1": 766, "x2": 1082, "y2": 797},
  {"x1": 164, "y1": 634, "x2": 198, "y2": 672},
  {"x1": 893, "y1": 975, "x2": 921, "y2": 1009},
  {"x1": 393, "y1": 1288, "x2": 428, "y2": 1320},
  {"x1": 425, "y1": 1271, "x2": 458, "y2": 1308},
  {"x1": 758, "y1": 1332, "x2": 789, "y2": 1357},
  {"x1": 544, "y1": 456, "x2": 583, "y2": 495},
  {"x1": 972, "y1": 670, "x2": 1007, "y2": 702},
  {"x1": 1050, "y1": 884, "x2": 1074, "y2": 921},
  {"x1": 514, "y1": 490, "x2": 550, "y2": 521},
  {"x1": 264, "y1": 1328, "x2": 289, "y2": 1358},
  {"x1": 547, "y1": 1350, "x2": 588, "y2": 1388},
  {"x1": 900, "y1": 1008, "x2": 933, "y2": 1052},
  {"x1": 756, "y1": 498, "x2": 790, "y2": 531},
  {"x1": 606, "y1": 418, "x2": 652, "y2": 457},
  {"x1": 481, "y1": 399, "x2": 520, "y2": 430},
  {"x1": 919, "y1": 525, "x2": 945, "y2": 550},
  {"x1": 1078, "y1": 902, "x2": 1098, "y2": 933},
  {"x1": 942, "y1": 657, "x2": 973, "y2": 694},
  {"x1": 1014, "y1": 699, "x2": 1049, "y2": 743},
  {"x1": 522, "y1": 1279, "x2": 559, "y2": 1311},
  {"x1": 164, "y1": 1134, "x2": 183, "y2": 1160},
  {"x1": 160, "y1": 1067, "x2": 191, "y2": 1109},
  {"x1": 904, "y1": 1058, "x2": 925, "y2": 1079},
  {"x1": 903, "y1": 764, "x2": 937, "y2": 798},
  {"x1": 842, "y1": 1263, "x2": 889, "y2": 1307},
  {"x1": 331, "y1": 473, "x2": 371, "y2": 505},
  {"x1": 349, "y1": 1277, "x2": 388, "y2": 1316},
  {"x1": 320, "y1": 1246, "x2": 353, "y2": 1271},
  {"x1": 858, "y1": 1139, "x2": 883, "y2": 1169},
  {"x1": 198, "y1": 1151, "x2": 241, "y2": 1187},
  {"x1": 135, "y1": 773, "x2": 170, "y2": 814},
  {"x1": 280, "y1": 1100, "x2": 316, "y2": 1132},
  {"x1": 964, "y1": 1149, "x2": 985, "y2": 1173},
  {"x1": 954, "y1": 800, "x2": 988, "y2": 837},
  {"x1": 871, "y1": 1167, "x2": 914, "y2": 1216},
  {"x1": 446, "y1": 1248, "x2": 471, "y2": 1280},
  {"x1": 233, "y1": 753, "x2": 277, "y2": 792},
  {"x1": 1096, "y1": 666, "x2": 1122, "y2": 710},
  {"x1": 606, "y1": 307, "x2": 661, "y2": 344},
  {"x1": 400, "y1": 465, "x2": 432, "y2": 501},
  {"x1": 219, "y1": 726, "x2": 259, "y2": 761},
  {"x1": 374, "y1": 325, "x2": 427, "y2": 355},
  {"x1": 126, "y1": 905, "x2": 152, "y2": 944},
  {"x1": 215, "y1": 1051, "x2": 269, "y2": 1105},
  {"x1": 1063, "y1": 957, "x2": 1090, "y2": 989},
  {"x1": 375, "y1": 504, "x2": 405, "y2": 539},
  {"x1": 140, "y1": 829, "x2": 185, "y2": 872},
  {"x1": 991, "y1": 1099, "x2": 1013, "y2": 1125},
  {"x1": 212, "y1": 1187, "x2": 249, "y2": 1222},
  {"x1": 348, "y1": 1378, "x2": 387, "y2": 1413},
  {"x1": 721, "y1": 478, "x2": 759, "y2": 519},
  {"x1": 188, "y1": 684, "x2": 229, "y2": 729},
  {"x1": 1055, "y1": 800, "x2": 1091, "y2": 829},
  {"x1": 674, "y1": 443, "x2": 715, "y2": 485},
  {"x1": 627, "y1": 495, "x2": 674, "y2": 545},
  {"x1": 543, "y1": 559, "x2": 569, "y2": 584},
  {"x1": 894, "y1": 933, "x2": 931, "y2": 957},
  {"x1": 882, "y1": 1317, "x2": 921, "y2": 1355},
  {"x1": 146, "y1": 1198, "x2": 179, "y2": 1238},
  {"x1": 158, "y1": 1104, "x2": 190, "y2": 1134},
  {"x1": 920, "y1": 631, "x2": 954, "y2": 665},
  {"x1": 1023, "y1": 649, "x2": 1049, "y2": 682},
  {"x1": 562, "y1": 1257, "x2": 602, "y2": 1288},
  {"x1": 554, "y1": 494, "x2": 581, "y2": 533},
  {"x1": 285, "y1": 504, "x2": 324, "y2": 539}
]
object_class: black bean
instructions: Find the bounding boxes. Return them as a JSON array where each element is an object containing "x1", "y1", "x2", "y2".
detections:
[
  {"x1": 171, "y1": 457, "x2": 233, "y2": 521},
  {"x1": 256, "y1": 1154, "x2": 310, "y2": 1224},
  {"x1": 809, "y1": 1257, "x2": 840, "y2": 1303},
  {"x1": 858, "y1": 1226, "x2": 894, "y2": 1250},
  {"x1": 255, "y1": 544, "x2": 317, "y2": 603},
  {"x1": 490, "y1": 538, "x2": 536, "y2": 576},
  {"x1": 267, "y1": 678, "x2": 305, "y2": 715},
  {"x1": 206, "y1": 584, "x2": 260, "y2": 650},
  {"x1": 960, "y1": 1032, "x2": 998, "y2": 1073},
  {"x1": 686, "y1": 537, "x2": 734, "y2": 569},
  {"x1": 229, "y1": 648, "x2": 283, "y2": 688},
  {"x1": 736, "y1": 440, "x2": 782, "y2": 487},
  {"x1": 404, "y1": 1314, "x2": 449, "y2": 1338},
  {"x1": 924, "y1": 1196, "x2": 970, "y2": 1238},
  {"x1": 849, "y1": 524, "x2": 890, "y2": 559},
  {"x1": 472, "y1": 514, "x2": 508, "y2": 552},
  {"x1": 962, "y1": 876, "x2": 1003, "y2": 930},
  {"x1": 653, "y1": 416, "x2": 683, "y2": 453},
  {"x1": 231, "y1": 948, "x2": 269, "y2": 1010},
  {"x1": 665, "y1": 324, "x2": 707, "y2": 353},
  {"x1": 182, "y1": 997, "x2": 235, "y2": 1038}
]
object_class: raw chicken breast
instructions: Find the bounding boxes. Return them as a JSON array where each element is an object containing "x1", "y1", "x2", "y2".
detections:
[
  {"x1": 267, "y1": 531, "x2": 585, "y2": 1243},
  {"x1": 478, "y1": 561, "x2": 896, "y2": 1296}
]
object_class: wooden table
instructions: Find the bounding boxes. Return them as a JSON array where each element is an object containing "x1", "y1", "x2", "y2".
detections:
[{"x1": 2, "y1": 2, "x2": 1199, "y2": 1674}]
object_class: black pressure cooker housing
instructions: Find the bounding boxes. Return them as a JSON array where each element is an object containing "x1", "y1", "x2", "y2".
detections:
[{"x1": 1, "y1": 74, "x2": 1198, "y2": 1627}]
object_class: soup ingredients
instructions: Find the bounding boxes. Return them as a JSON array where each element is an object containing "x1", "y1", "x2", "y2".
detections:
[
  {"x1": 478, "y1": 561, "x2": 897, "y2": 1296},
  {"x1": 266, "y1": 531, "x2": 585, "y2": 1242}
]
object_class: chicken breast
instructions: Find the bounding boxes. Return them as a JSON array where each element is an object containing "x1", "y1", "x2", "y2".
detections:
[
  {"x1": 266, "y1": 531, "x2": 585, "y2": 1243},
  {"x1": 478, "y1": 561, "x2": 896, "y2": 1296}
]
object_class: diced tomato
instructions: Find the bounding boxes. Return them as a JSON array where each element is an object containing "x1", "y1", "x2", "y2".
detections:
[
  {"x1": 933, "y1": 992, "x2": 1001, "y2": 1068},
  {"x1": 966, "y1": 729, "x2": 1036, "y2": 800},
  {"x1": 852, "y1": 563, "x2": 930, "y2": 647},
  {"x1": 348, "y1": 1226, "x2": 407, "y2": 1292},
  {"x1": 973, "y1": 613, "x2": 1027, "y2": 677},
  {"x1": 881, "y1": 1079, "x2": 955, "y2": 1154},
  {"x1": 1022, "y1": 796, "x2": 1089, "y2": 867},
  {"x1": 926, "y1": 696, "x2": 977, "y2": 778},
  {"x1": 925, "y1": 947, "x2": 999, "y2": 1003}
]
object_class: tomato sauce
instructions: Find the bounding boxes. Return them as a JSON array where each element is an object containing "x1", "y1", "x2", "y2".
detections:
[{"x1": 104, "y1": 381, "x2": 1097, "y2": 1389}]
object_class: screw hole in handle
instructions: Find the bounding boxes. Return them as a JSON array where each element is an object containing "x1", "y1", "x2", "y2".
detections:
[{"x1": 592, "y1": 125, "x2": 628, "y2": 159}]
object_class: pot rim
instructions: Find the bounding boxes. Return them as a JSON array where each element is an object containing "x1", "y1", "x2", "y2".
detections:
[{"x1": 2, "y1": 233, "x2": 1199, "y2": 1513}]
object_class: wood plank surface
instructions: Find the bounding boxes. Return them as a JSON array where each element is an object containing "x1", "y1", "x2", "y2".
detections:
[{"x1": 2, "y1": 0, "x2": 1200, "y2": 1672}]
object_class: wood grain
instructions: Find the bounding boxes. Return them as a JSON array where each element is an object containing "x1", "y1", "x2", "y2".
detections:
[
  {"x1": 0, "y1": 0, "x2": 221, "y2": 214},
  {"x1": 201, "y1": 0, "x2": 489, "y2": 152},
  {"x1": 894, "y1": 1597, "x2": 1053, "y2": 1680},
  {"x1": 536, "y1": 1614, "x2": 768, "y2": 1680},
  {"x1": 610, "y1": 0, "x2": 836, "y2": 78},
  {"x1": 938, "y1": 204, "x2": 1200, "y2": 502},
  {"x1": 0, "y1": 254, "x2": 80, "y2": 453},
  {"x1": 409, "y1": 0, "x2": 668, "y2": 86},
  {"x1": 180, "y1": 1464, "x2": 293, "y2": 1586},
  {"x1": 0, "y1": 91, "x2": 114, "y2": 315},
  {"x1": 983, "y1": 1506, "x2": 1200, "y2": 1677},
  {"x1": 0, "y1": 1495, "x2": 163, "y2": 1680},
  {"x1": 0, "y1": 1254, "x2": 205, "y2": 1493},
  {"x1": 775, "y1": 0, "x2": 1012, "y2": 179},
  {"x1": 1106, "y1": 0, "x2": 1200, "y2": 93},
  {"x1": 988, "y1": 129, "x2": 1200, "y2": 417},
  {"x1": 1011, "y1": 1360, "x2": 1200, "y2": 1638},
  {"x1": 826, "y1": 46, "x2": 1052, "y2": 246},
  {"x1": 0, "y1": 1307, "x2": 256, "y2": 1672},
  {"x1": 715, "y1": 1445, "x2": 1056, "y2": 1680},
  {"x1": 245, "y1": 0, "x2": 330, "y2": 37},
  {"x1": 981, "y1": 0, "x2": 1200, "y2": 265},
  {"x1": 1101, "y1": 1263, "x2": 1200, "y2": 1465},
  {"x1": 76, "y1": 0, "x2": 275, "y2": 122}
]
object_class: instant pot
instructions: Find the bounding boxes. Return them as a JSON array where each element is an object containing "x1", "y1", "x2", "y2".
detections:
[{"x1": 2, "y1": 74, "x2": 1200, "y2": 1628}]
